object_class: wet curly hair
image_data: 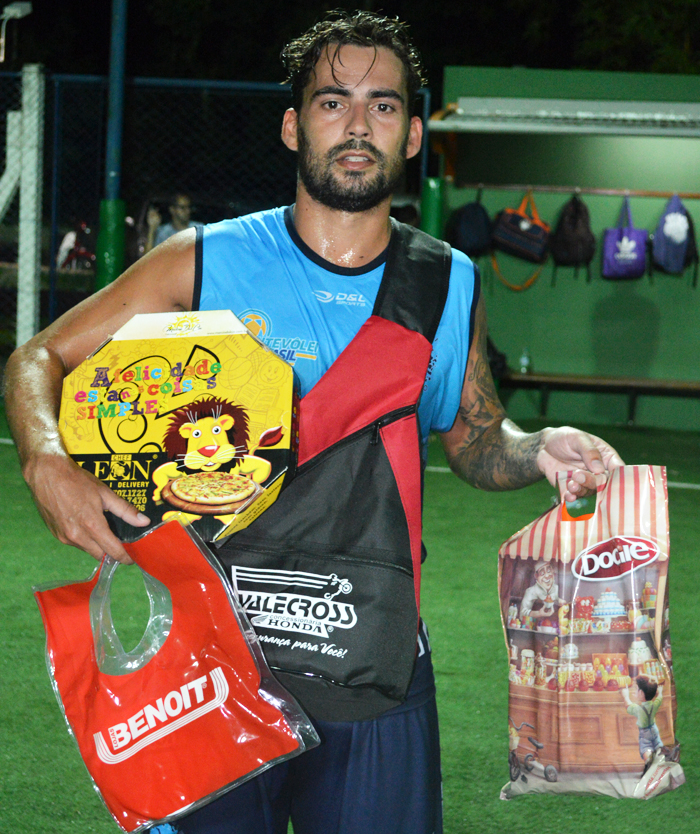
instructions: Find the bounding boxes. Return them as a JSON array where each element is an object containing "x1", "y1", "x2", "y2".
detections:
[{"x1": 281, "y1": 10, "x2": 427, "y2": 113}]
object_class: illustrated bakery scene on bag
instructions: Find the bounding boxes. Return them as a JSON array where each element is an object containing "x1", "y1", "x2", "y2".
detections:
[{"x1": 499, "y1": 552, "x2": 676, "y2": 776}]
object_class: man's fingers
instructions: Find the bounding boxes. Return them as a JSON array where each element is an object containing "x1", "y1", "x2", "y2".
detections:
[
  {"x1": 101, "y1": 487, "x2": 151, "y2": 528},
  {"x1": 27, "y1": 458, "x2": 145, "y2": 564},
  {"x1": 568, "y1": 433, "x2": 606, "y2": 474},
  {"x1": 585, "y1": 432, "x2": 626, "y2": 471},
  {"x1": 49, "y1": 503, "x2": 135, "y2": 565}
]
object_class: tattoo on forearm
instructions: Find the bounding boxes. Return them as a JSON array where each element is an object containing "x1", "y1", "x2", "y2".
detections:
[
  {"x1": 443, "y1": 298, "x2": 546, "y2": 490},
  {"x1": 450, "y1": 423, "x2": 544, "y2": 490}
]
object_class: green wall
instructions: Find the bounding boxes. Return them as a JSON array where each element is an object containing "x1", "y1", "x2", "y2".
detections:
[
  {"x1": 436, "y1": 67, "x2": 700, "y2": 432},
  {"x1": 443, "y1": 65, "x2": 700, "y2": 105}
]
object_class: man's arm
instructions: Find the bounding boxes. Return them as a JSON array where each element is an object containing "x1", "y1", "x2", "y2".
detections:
[
  {"x1": 3, "y1": 232, "x2": 197, "y2": 563},
  {"x1": 439, "y1": 295, "x2": 624, "y2": 501}
]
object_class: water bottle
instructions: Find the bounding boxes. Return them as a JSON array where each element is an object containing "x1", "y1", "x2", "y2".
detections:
[{"x1": 518, "y1": 348, "x2": 531, "y2": 374}]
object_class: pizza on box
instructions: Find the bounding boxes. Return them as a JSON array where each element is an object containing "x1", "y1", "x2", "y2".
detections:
[
  {"x1": 162, "y1": 471, "x2": 260, "y2": 514},
  {"x1": 152, "y1": 397, "x2": 285, "y2": 521}
]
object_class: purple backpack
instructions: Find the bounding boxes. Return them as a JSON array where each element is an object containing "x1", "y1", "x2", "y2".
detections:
[{"x1": 601, "y1": 197, "x2": 647, "y2": 280}]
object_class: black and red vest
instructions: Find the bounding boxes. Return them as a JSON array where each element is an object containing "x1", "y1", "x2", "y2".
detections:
[{"x1": 217, "y1": 221, "x2": 452, "y2": 721}]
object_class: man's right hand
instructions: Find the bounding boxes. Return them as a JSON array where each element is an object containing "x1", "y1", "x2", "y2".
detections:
[
  {"x1": 23, "y1": 452, "x2": 151, "y2": 564},
  {"x1": 3, "y1": 230, "x2": 195, "y2": 561}
]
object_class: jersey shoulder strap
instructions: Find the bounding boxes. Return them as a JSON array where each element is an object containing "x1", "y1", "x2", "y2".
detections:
[{"x1": 372, "y1": 219, "x2": 451, "y2": 343}]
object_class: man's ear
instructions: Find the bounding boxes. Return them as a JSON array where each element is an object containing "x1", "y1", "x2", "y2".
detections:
[
  {"x1": 405, "y1": 116, "x2": 423, "y2": 161},
  {"x1": 282, "y1": 108, "x2": 299, "y2": 152}
]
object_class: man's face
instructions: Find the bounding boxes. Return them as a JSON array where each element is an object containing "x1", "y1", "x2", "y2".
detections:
[
  {"x1": 282, "y1": 44, "x2": 422, "y2": 213},
  {"x1": 169, "y1": 196, "x2": 192, "y2": 227},
  {"x1": 536, "y1": 565, "x2": 555, "y2": 592}
]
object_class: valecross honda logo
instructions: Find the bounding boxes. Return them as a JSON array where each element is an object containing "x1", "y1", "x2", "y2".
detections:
[
  {"x1": 93, "y1": 668, "x2": 228, "y2": 764},
  {"x1": 232, "y1": 566, "x2": 357, "y2": 638},
  {"x1": 572, "y1": 536, "x2": 659, "y2": 582}
]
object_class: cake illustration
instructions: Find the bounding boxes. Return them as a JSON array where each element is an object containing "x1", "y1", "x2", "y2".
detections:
[
  {"x1": 641, "y1": 581, "x2": 657, "y2": 608},
  {"x1": 628, "y1": 638, "x2": 652, "y2": 667},
  {"x1": 592, "y1": 588, "x2": 626, "y2": 618}
]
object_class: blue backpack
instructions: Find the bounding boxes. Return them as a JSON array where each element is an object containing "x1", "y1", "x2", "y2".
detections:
[
  {"x1": 651, "y1": 194, "x2": 698, "y2": 285},
  {"x1": 445, "y1": 197, "x2": 492, "y2": 259}
]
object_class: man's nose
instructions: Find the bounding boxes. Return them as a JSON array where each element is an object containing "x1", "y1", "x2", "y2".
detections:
[{"x1": 345, "y1": 103, "x2": 371, "y2": 138}]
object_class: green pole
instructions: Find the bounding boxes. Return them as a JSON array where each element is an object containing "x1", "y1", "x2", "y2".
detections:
[
  {"x1": 420, "y1": 177, "x2": 444, "y2": 240},
  {"x1": 96, "y1": 199, "x2": 126, "y2": 289},
  {"x1": 95, "y1": 0, "x2": 128, "y2": 290}
]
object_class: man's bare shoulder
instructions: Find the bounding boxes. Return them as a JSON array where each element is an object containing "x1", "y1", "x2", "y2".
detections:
[{"x1": 34, "y1": 230, "x2": 197, "y2": 374}]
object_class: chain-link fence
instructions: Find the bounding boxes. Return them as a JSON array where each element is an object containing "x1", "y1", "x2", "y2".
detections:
[{"x1": 0, "y1": 70, "x2": 429, "y2": 366}]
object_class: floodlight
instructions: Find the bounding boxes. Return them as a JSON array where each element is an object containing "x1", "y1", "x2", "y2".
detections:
[
  {"x1": 0, "y1": 1, "x2": 31, "y2": 63},
  {"x1": 3, "y1": 3, "x2": 32, "y2": 18}
]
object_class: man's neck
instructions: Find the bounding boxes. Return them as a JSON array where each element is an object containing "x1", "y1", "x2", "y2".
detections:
[{"x1": 292, "y1": 186, "x2": 392, "y2": 269}]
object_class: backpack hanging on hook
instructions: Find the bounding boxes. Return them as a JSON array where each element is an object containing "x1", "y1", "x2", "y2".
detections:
[
  {"x1": 492, "y1": 189, "x2": 550, "y2": 263},
  {"x1": 549, "y1": 193, "x2": 596, "y2": 286},
  {"x1": 445, "y1": 187, "x2": 492, "y2": 259},
  {"x1": 490, "y1": 190, "x2": 550, "y2": 290},
  {"x1": 650, "y1": 194, "x2": 699, "y2": 287}
]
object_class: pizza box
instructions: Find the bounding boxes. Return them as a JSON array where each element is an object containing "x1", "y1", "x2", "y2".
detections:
[{"x1": 59, "y1": 310, "x2": 298, "y2": 544}]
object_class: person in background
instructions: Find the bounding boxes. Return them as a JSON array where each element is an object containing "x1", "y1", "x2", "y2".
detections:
[{"x1": 144, "y1": 192, "x2": 201, "y2": 253}]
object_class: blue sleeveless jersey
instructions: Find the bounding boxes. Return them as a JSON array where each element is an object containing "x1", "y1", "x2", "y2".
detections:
[{"x1": 197, "y1": 206, "x2": 479, "y2": 449}]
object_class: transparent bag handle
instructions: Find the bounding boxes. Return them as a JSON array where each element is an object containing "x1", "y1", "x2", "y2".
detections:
[
  {"x1": 559, "y1": 471, "x2": 608, "y2": 522},
  {"x1": 90, "y1": 557, "x2": 173, "y2": 676}
]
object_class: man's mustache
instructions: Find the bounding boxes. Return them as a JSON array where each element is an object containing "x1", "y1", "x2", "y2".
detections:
[{"x1": 327, "y1": 140, "x2": 386, "y2": 164}]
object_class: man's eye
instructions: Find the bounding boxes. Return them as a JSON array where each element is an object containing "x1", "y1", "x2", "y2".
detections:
[
  {"x1": 376, "y1": 103, "x2": 395, "y2": 113},
  {"x1": 323, "y1": 100, "x2": 340, "y2": 109}
]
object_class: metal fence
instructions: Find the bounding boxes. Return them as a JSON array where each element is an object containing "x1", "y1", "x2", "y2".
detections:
[{"x1": 0, "y1": 71, "x2": 430, "y2": 363}]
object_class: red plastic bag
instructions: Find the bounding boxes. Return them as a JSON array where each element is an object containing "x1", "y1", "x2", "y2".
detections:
[
  {"x1": 34, "y1": 520, "x2": 319, "y2": 832},
  {"x1": 499, "y1": 466, "x2": 684, "y2": 799}
]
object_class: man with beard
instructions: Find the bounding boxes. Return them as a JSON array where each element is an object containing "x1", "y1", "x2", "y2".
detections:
[{"x1": 4, "y1": 10, "x2": 623, "y2": 834}]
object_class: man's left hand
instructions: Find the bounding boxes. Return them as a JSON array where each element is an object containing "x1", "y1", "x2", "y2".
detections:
[{"x1": 536, "y1": 426, "x2": 625, "y2": 502}]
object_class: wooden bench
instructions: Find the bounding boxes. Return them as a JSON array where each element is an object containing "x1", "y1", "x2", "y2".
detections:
[{"x1": 498, "y1": 371, "x2": 700, "y2": 424}]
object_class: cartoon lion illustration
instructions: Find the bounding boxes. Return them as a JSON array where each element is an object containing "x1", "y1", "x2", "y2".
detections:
[{"x1": 152, "y1": 396, "x2": 282, "y2": 524}]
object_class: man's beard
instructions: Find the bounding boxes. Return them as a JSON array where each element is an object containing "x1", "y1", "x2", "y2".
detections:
[{"x1": 297, "y1": 128, "x2": 408, "y2": 213}]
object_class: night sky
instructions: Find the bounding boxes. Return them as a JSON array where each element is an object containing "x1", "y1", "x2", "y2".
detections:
[{"x1": 9, "y1": 1, "x2": 700, "y2": 102}]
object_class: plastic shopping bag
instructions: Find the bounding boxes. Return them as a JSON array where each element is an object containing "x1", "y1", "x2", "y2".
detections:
[
  {"x1": 34, "y1": 520, "x2": 319, "y2": 832},
  {"x1": 499, "y1": 466, "x2": 684, "y2": 800}
]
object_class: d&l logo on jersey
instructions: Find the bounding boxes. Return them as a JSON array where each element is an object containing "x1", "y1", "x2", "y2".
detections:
[{"x1": 312, "y1": 290, "x2": 368, "y2": 307}]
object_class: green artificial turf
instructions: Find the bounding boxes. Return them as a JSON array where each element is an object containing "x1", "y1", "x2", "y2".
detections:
[{"x1": 0, "y1": 417, "x2": 698, "y2": 832}]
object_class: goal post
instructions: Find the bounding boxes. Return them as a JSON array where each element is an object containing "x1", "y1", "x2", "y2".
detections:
[{"x1": 13, "y1": 63, "x2": 44, "y2": 347}]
